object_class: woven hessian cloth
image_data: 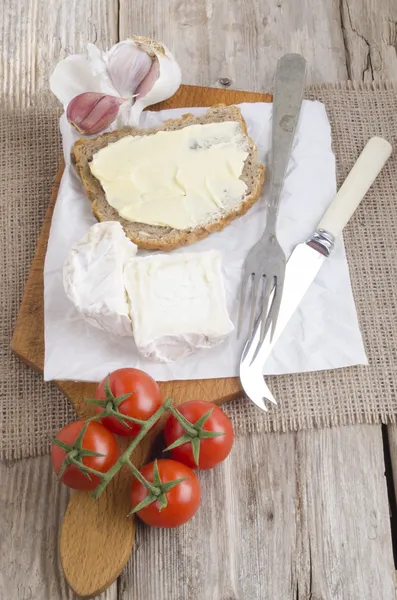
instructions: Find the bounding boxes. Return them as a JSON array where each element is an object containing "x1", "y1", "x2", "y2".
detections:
[{"x1": 2, "y1": 82, "x2": 397, "y2": 460}]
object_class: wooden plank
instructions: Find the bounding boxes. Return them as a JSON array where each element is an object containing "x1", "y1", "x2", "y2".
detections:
[
  {"x1": 340, "y1": 0, "x2": 397, "y2": 81},
  {"x1": 119, "y1": 0, "x2": 348, "y2": 90},
  {"x1": 0, "y1": 0, "x2": 119, "y2": 107},
  {"x1": 119, "y1": 426, "x2": 396, "y2": 600},
  {"x1": 0, "y1": 456, "x2": 117, "y2": 600},
  {"x1": 119, "y1": 432, "x2": 298, "y2": 599},
  {"x1": 296, "y1": 426, "x2": 395, "y2": 599}
]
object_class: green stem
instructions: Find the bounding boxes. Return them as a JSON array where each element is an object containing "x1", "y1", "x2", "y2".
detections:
[
  {"x1": 167, "y1": 405, "x2": 198, "y2": 437},
  {"x1": 69, "y1": 457, "x2": 106, "y2": 479},
  {"x1": 125, "y1": 459, "x2": 161, "y2": 496},
  {"x1": 91, "y1": 398, "x2": 173, "y2": 499}
]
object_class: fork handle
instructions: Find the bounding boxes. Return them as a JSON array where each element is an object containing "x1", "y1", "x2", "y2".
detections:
[
  {"x1": 268, "y1": 54, "x2": 307, "y2": 224},
  {"x1": 318, "y1": 136, "x2": 392, "y2": 238}
]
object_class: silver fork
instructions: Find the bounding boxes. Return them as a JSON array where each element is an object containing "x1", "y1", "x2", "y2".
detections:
[{"x1": 237, "y1": 53, "x2": 307, "y2": 354}]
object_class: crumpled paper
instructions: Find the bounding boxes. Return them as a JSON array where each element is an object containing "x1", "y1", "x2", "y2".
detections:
[{"x1": 44, "y1": 51, "x2": 367, "y2": 382}]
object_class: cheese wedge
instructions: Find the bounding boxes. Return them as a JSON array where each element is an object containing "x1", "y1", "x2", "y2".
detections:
[
  {"x1": 63, "y1": 222, "x2": 137, "y2": 336},
  {"x1": 124, "y1": 250, "x2": 234, "y2": 362}
]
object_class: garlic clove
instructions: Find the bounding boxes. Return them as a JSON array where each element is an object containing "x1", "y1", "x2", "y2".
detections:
[
  {"x1": 133, "y1": 57, "x2": 160, "y2": 102},
  {"x1": 86, "y1": 43, "x2": 122, "y2": 97},
  {"x1": 106, "y1": 40, "x2": 153, "y2": 98},
  {"x1": 67, "y1": 92, "x2": 125, "y2": 135},
  {"x1": 126, "y1": 37, "x2": 182, "y2": 127},
  {"x1": 50, "y1": 55, "x2": 105, "y2": 108}
]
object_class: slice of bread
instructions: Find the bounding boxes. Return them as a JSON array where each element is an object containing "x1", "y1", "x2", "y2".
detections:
[{"x1": 71, "y1": 104, "x2": 265, "y2": 251}]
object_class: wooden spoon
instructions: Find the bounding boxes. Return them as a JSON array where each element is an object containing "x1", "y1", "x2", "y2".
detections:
[{"x1": 58, "y1": 379, "x2": 241, "y2": 597}]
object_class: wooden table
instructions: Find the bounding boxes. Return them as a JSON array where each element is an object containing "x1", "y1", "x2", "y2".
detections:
[{"x1": 2, "y1": 1, "x2": 397, "y2": 598}]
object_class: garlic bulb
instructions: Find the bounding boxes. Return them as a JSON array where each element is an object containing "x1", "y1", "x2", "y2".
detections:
[
  {"x1": 54, "y1": 37, "x2": 182, "y2": 137},
  {"x1": 106, "y1": 36, "x2": 182, "y2": 127},
  {"x1": 66, "y1": 92, "x2": 126, "y2": 135}
]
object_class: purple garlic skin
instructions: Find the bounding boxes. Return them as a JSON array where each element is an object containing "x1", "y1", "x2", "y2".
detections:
[{"x1": 66, "y1": 92, "x2": 124, "y2": 135}]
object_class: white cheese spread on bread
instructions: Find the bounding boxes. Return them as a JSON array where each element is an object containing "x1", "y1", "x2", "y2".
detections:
[{"x1": 89, "y1": 121, "x2": 249, "y2": 230}]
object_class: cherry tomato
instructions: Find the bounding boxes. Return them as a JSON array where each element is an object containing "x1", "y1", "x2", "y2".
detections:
[
  {"x1": 164, "y1": 401, "x2": 234, "y2": 470},
  {"x1": 131, "y1": 459, "x2": 201, "y2": 528},
  {"x1": 95, "y1": 368, "x2": 163, "y2": 437},
  {"x1": 51, "y1": 420, "x2": 118, "y2": 491}
]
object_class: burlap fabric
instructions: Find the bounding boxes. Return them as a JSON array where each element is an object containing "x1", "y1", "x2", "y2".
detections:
[{"x1": 2, "y1": 82, "x2": 397, "y2": 461}]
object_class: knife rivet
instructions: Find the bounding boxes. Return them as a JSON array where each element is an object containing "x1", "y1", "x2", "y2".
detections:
[{"x1": 219, "y1": 77, "x2": 232, "y2": 87}]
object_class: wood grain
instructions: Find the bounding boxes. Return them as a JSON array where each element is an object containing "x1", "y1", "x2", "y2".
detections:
[
  {"x1": 0, "y1": 456, "x2": 118, "y2": 600},
  {"x1": 4, "y1": 0, "x2": 397, "y2": 599},
  {"x1": 60, "y1": 465, "x2": 134, "y2": 598},
  {"x1": 120, "y1": 431, "x2": 298, "y2": 599},
  {"x1": 119, "y1": 0, "x2": 348, "y2": 90},
  {"x1": 340, "y1": 0, "x2": 397, "y2": 81},
  {"x1": 296, "y1": 426, "x2": 395, "y2": 599},
  {"x1": 118, "y1": 426, "x2": 396, "y2": 600},
  {"x1": 0, "y1": 0, "x2": 119, "y2": 107}
]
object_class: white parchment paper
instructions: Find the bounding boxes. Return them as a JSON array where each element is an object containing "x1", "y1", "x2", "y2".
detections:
[{"x1": 43, "y1": 100, "x2": 368, "y2": 382}]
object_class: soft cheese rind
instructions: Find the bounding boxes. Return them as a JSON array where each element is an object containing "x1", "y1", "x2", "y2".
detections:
[
  {"x1": 63, "y1": 222, "x2": 137, "y2": 336},
  {"x1": 124, "y1": 250, "x2": 234, "y2": 362}
]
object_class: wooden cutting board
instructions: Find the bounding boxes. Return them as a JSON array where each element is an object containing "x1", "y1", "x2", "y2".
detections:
[{"x1": 11, "y1": 84, "x2": 272, "y2": 598}]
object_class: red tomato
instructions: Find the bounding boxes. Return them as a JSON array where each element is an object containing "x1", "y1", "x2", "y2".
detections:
[
  {"x1": 164, "y1": 401, "x2": 234, "y2": 470},
  {"x1": 51, "y1": 421, "x2": 118, "y2": 491},
  {"x1": 131, "y1": 459, "x2": 201, "y2": 528},
  {"x1": 95, "y1": 368, "x2": 162, "y2": 437}
]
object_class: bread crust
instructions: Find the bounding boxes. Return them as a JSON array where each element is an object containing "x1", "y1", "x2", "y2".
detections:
[{"x1": 71, "y1": 105, "x2": 265, "y2": 251}]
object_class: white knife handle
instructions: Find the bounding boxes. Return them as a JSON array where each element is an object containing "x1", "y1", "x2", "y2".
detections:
[{"x1": 318, "y1": 136, "x2": 392, "y2": 238}]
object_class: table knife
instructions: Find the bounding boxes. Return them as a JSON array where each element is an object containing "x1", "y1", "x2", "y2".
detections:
[{"x1": 240, "y1": 136, "x2": 392, "y2": 411}]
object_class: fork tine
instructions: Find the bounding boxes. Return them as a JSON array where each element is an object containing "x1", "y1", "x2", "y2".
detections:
[
  {"x1": 256, "y1": 273, "x2": 284, "y2": 355},
  {"x1": 248, "y1": 274, "x2": 262, "y2": 341},
  {"x1": 249, "y1": 275, "x2": 274, "y2": 365},
  {"x1": 268, "y1": 275, "x2": 284, "y2": 343},
  {"x1": 237, "y1": 269, "x2": 251, "y2": 339},
  {"x1": 260, "y1": 275, "x2": 275, "y2": 340}
]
